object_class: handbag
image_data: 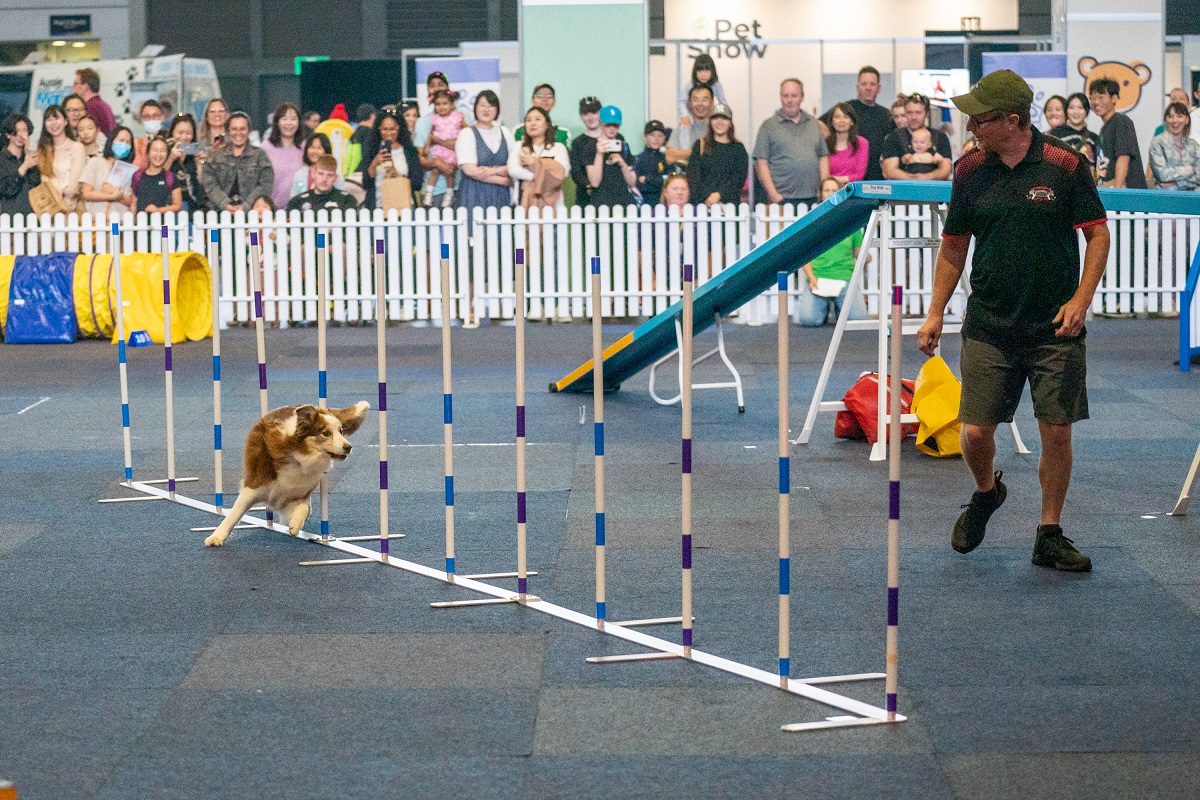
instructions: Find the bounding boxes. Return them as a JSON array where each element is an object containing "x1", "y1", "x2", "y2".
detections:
[
  {"x1": 910, "y1": 356, "x2": 963, "y2": 457},
  {"x1": 378, "y1": 174, "x2": 412, "y2": 211},
  {"x1": 27, "y1": 179, "x2": 67, "y2": 216}
]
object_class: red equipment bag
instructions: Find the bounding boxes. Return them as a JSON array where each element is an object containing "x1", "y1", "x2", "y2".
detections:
[{"x1": 834, "y1": 371, "x2": 918, "y2": 445}]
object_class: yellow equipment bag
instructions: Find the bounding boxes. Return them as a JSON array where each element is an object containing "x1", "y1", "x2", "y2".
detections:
[{"x1": 910, "y1": 356, "x2": 963, "y2": 457}]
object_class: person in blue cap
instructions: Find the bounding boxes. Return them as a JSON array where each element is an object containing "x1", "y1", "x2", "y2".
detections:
[{"x1": 586, "y1": 104, "x2": 637, "y2": 207}]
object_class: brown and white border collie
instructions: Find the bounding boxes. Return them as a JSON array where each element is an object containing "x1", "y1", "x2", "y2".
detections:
[{"x1": 204, "y1": 402, "x2": 370, "y2": 547}]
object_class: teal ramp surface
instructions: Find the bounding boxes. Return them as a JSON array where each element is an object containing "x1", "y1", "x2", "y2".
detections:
[{"x1": 551, "y1": 181, "x2": 948, "y2": 394}]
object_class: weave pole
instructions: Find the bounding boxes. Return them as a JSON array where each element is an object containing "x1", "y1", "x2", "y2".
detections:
[
  {"x1": 248, "y1": 230, "x2": 270, "y2": 522},
  {"x1": 440, "y1": 242, "x2": 456, "y2": 576},
  {"x1": 162, "y1": 225, "x2": 177, "y2": 497},
  {"x1": 376, "y1": 238, "x2": 390, "y2": 558},
  {"x1": 777, "y1": 271, "x2": 790, "y2": 689},
  {"x1": 885, "y1": 285, "x2": 902, "y2": 720},
  {"x1": 516, "y1": 247, "x2": 528, "y2": 600},
  {"x1": 317, "y1": 232, "x2": 330, "y2": 540},
  {"x1": 592, "y1": 255, "x2": 606, "y2": 626},
  {"x1": 681, "y1": 263, "x2": 694, "y2": 657},
  {"x1": 249, "y1": 231, "x2": 269, "y2": 418},
  {"x1": 209, "y1": 228, "x2": 223, "y2": 509},
  {"x1": 113, "y1": 222, "x2": 133, "y2": 482}
]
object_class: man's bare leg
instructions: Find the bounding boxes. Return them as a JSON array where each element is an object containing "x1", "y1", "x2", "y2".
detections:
[
  {"x1": 1038, "y1": 421, "x2": 1072, "y2": 525},
  {"x1": 961, "y1": 422, "x2": 999, "y2": 491}
]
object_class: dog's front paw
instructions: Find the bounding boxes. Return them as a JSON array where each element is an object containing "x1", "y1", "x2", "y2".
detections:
[{"x1": 204, "y1": 532, "x2": 227, "y2": 547}]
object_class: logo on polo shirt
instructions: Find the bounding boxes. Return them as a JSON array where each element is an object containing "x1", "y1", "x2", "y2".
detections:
[{"x1": 1027, "y1": 186, "x2": 1056, "y2": 202}]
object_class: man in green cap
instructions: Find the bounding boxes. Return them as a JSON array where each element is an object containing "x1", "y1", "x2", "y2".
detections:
[{"x1": 916, "y1": 69, "x2": 1111, "y2": 572}]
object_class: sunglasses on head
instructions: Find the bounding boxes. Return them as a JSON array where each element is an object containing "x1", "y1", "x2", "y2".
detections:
[{"x1": 907, "y1": 93, "x2": 928, "y2": 104}]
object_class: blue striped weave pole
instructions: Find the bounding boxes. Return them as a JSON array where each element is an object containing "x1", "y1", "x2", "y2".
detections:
[
  {"x1": 591, "y1": 256, "x2": 606, "y2": 624},
  {"x1": 440, "y1": 242, "x2": 456, "y2": 576},
  {"x1": 113, "y1": 222, "x2": 133, "y2": 482},
  {"x1": 209, "y1": 228, "x2": 223, "y2": 509},
  {"x1": 777, "y1": 271, "x2": 790, "y2": 688},
  {"x1": 681, "y1": 264, "x2": 694, "y2": 656},
  {"x1": 249, "y1": 230, "x2": 270, "y2": 523},
  {"x1": 162, "y1": 225, "x2": 176, "y2": 497},
  {"x1": 375, "y1": 238, "x2": 390, "y2": 557},
  {"x1": 515, "y1": 248, "x2": 528, "y2": 599},
  {"x1": 316, "y1": 232, "x2": 330, "y2": 539},
  {"x1": 886, "y1": 284, "x2": 903, "y2": 719}
]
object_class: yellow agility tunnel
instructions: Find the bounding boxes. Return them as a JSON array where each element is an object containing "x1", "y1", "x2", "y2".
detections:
[{"x1": 0, "y1": 251, "x2": 212, "y2": 344}]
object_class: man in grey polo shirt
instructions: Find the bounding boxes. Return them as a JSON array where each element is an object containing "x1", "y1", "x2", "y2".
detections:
[{"x1": 753, "y1": 78, "x2": 829, "y2": 205}]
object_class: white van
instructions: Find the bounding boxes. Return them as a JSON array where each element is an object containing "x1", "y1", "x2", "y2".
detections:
[{"x1": 0, "y1": 54, "x2": 221, "y2": 137}]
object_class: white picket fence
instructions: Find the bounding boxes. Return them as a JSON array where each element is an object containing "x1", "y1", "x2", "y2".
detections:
[{"x1": 0, "y1": 203, "x2": 1195, "y2": 327}]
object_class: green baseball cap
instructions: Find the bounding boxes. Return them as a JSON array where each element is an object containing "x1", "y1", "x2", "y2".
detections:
[{"x1": 950, "y1": 69, "x2": 1034, "y2": 115}]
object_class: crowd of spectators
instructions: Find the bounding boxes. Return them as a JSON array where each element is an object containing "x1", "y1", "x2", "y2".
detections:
[{"x1": 2, "y1": 60, "x2": 1198, "y2": 222}]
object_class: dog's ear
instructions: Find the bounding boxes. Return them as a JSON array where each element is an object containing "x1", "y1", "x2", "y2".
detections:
[
  {"x1": 335, "y1": 401, "x2": 370, "y2": 437},
  {"x1": 293, "y1": 405, "x2": 320, "y2": 437}
]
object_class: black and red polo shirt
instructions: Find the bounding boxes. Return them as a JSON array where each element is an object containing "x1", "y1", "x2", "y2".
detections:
[{"x1": 943, "y1": 128, "x2": 1107, "y2": 346}]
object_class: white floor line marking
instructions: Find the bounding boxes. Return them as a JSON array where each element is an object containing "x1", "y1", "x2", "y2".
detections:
[{"x1": 17, "y1": 397, "x2": 50, "y2": 414}]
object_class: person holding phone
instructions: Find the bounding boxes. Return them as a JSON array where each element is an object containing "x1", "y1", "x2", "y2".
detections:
[
  {"x1": 200, "y1": 99, "x2": 229, "y2": 149},
  {"x1": 166, "y1": 113, "x2": 206, "y2": 211},
  {"x1": 366, "y1": 108, "x2": 422, "y2": 209},
  {"x1": 586, "y1": 105, "x2": 636, "y2": 207},
  {"x1": 0, "y1": 113, "x2": 42, "y2": 216}
]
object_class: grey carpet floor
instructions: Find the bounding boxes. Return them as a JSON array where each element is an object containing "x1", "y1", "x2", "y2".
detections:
[{"x1": 1, "y1": 316, "x2": 1198, "y2": 799}]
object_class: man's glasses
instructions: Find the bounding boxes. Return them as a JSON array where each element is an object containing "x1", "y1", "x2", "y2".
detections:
[
  {"x1": 533, "y1": 92, "x2": 554, "y2": 100},
  {"x1": 968, "y1": 111, "x2": 1011, "y2": 127}
]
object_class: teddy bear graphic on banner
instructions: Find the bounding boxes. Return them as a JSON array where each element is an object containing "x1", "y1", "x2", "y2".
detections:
[{"x1": 1077, "y1": 57, "x2": 1152, "y2": 112}]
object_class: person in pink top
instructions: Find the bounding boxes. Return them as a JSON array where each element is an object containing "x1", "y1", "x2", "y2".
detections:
[
  {"x1": 72, "y1": 68, "x2": 116, "y2": 136},
  {"x1": 420, "y1": 89, "x2": 465, "y2": 206},
  {"x1": 825, "y1": 102, "x2": 869, "y2": 185},
  {"x1": 260, "y1": 103, "x2": 305, "y2": 208}
]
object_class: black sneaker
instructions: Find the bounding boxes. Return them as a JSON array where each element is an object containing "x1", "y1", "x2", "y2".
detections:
[
  {"x1": 951, "y1": 471, "x2": 1006, "y2": 554},
  {"x1": 1032, "y1": 525, "x2": 1092, "y2": 572}
]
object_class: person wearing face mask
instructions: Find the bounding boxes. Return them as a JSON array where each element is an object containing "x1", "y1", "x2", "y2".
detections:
[
  {"x1": 80, "y1": 125, "x2": 136, "y2": 217},
  {"x1": 132, "y1": 100, "x2": 166, "y2": 170},
  {"x1": 0, "y1": 113, "x2": 41, "y2": 216}
]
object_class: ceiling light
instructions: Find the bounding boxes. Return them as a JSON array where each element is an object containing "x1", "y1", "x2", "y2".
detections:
[
  {"x1": 51, "y1": 40, "x2": 67, "y2": 46},
  {"x1": 72, "y1": 41, "x2": 86, "y2": 48}
]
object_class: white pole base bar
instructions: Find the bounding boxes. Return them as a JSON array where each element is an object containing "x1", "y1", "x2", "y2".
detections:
[
  {"x1": 189, "y1": 523, "x2": 258, "y2": 532},
  {"x1": 458, "y1": 571, "x2": 539, "y2": 580},
  {"x1": 98, "y1": 495, "x2": 167, "y2": 504},
  {"x1": 299, "y1": 557, "x2": 380, "y2": 566},
  {"x1": 333, "y1": 534, "x2": 408, "y2": 542},
  {"x1": 430, "y1": 596, "x2": 541, "y2": 608},
  {"x1": 586, "y1": 652, "x2": 683, "y2": 664},
  {"x1": 782, "y1": 712, "x2": 906, "y2": 733},
  {"x1": 117, "y1": 479, "x2": 904, "y2": 731},
  {"x1": 141, "y1": 477, "x2": 200, "y2": 486},
  {"x1": 99, "y1": 477, "x2": 200, "y2": 502},
  {"x1": 610, "y1": 615, "x2": 692, "y2": 627}
]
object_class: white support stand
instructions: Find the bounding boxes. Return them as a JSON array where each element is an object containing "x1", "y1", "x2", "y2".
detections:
[
  {"x1": 647, "y1": 313, "x2": 746, "y2": 413},
  {"x1": 793, "y1": 203, "x2": 1030, "y2": 460},
  {"x1": 1169, "y1": 439, "x2": 1200, "y2": 515}
]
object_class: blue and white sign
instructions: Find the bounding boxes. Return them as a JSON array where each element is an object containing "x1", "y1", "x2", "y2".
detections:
[
  {"x1": 982, "y1": 53, "x2": 1068, "y2": 131},
  {"x1": 414, "y1": 58, "x2": 501, "y2": 120}
]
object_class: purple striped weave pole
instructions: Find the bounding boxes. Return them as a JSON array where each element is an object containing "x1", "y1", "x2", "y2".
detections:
[
  {"x1": 777, "y1": 271, "x2": 790, "y2": 688},
  {"x1": 440, "y1": 242, "x2": 456, "y2": 576},
  {"x1": 249, "y1": 230, "x2": 269, "y2": 418},
  {"x1": 375, "y1": 238, "x2": 390, "y2": 556},
  {"x1": 316, "y1": 232, "x2": 330, "y2": 539},
  {"x1": 515, "y1": 248, "x2": 528, "y2": 599},
  {"x1": 591, "y1": 256, "x2": 606, "y2": 624},
  {"x1": 162, "y1": 225, "x2": 177, "y2": 496},
  {"x1": 681, "y1": 264, "x2": 694, "y2": 656},
  {"x1": 113, "y1": 223, "x2": 133, "y2": 482},
  {"x1": 249, "y1": 229, "x2": 270, "y2": 523},
  {"x1": 886, "y1": 284, "x2": 903, "y2": 720},
  {"x1": 209, "y1": 227, "x2": 224, "y2": 509}
]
